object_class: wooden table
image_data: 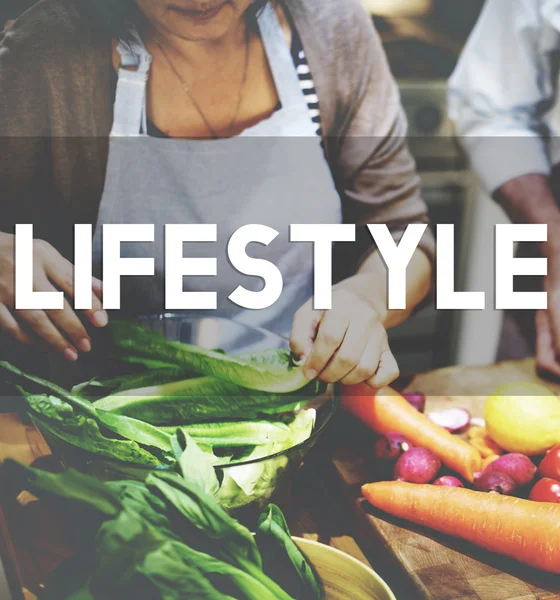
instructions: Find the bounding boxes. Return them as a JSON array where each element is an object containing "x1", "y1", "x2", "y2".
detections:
[{"x1": 329, "y1": 358, "x2": 560, "y2": 600}]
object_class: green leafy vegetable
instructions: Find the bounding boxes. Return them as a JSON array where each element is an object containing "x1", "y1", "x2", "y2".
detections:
[
  {"x1": 110, "y1": 321, "x2": 310, "y2": 393},
  {"x1": 3, "y1": 461, "x2": 308, "y2": 599},
  {"x1": 163, "y1": 421, "x2": 291, "y2": 448},
  {"x1": 256, "y1": 504, "x2": 322, "y2": 600},
  {"x1": 93, "y1": 376, "x2": 320, "y2": 425},
  {"x1": 1, "y1": 362, "x2": 174, "y2": 455},
  {"x1": 215, "y1": 409, "x2": 317, "y2": 509},
  {"x1": 73, "y1": 367, "x2": 193, "y2": 396},
  {"x1": 172, "y1": 428, "x2": 220, "y2": 497},
  {"x1": 24, "y1": 395, "x2": 163, "y2": 466},
  {"x1": 2, "y1": 459, "x2": 122, "y2": 518},
  {"x1": 145, "y1": 471, "x2": 262, "y2": 569}
]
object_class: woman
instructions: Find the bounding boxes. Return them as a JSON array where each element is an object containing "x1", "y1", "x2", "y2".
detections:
[{"x1": 0, "y1": 0, "x2": 434, "y2": 388}]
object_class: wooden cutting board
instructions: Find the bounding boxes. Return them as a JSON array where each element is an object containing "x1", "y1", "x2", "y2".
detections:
[{"x1": 330, "y1": 358, "x2": 560, "y2": 600}]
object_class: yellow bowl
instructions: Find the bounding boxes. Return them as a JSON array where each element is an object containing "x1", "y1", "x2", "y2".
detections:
[{"x1": 293, "y1": 538, "x2": 396, "y2": 600}]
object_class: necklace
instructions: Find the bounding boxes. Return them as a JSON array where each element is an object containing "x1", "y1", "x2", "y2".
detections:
[{"x1": 155, "y1": 26, "x2": 251, "y2": 139}]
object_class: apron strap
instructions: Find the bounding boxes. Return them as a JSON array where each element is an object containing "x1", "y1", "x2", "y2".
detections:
[
  {"x1": 112, "y1": 36, "x2": 152, "y2": 136},
  {"x1": 257, "y1": 3, "x2": 308, "y2": 111}
]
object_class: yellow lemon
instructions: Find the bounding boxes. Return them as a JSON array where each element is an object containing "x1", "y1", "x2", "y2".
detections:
[{"x1": 484, "y1": 381, "x2": 560, "y2": 456}]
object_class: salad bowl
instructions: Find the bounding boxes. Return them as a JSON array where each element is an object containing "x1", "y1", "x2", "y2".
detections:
[{"x1": 39, "y1": 315, "x2": 338, "y2": 516}]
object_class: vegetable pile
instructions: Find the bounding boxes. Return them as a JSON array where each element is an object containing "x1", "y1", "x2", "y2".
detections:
[
  {"x1": 342, "y1": 382, "x2": 560, "y2": 574},
  {"x1": 0, "y1": 320, "x2": 327, "y2": 510},
  {"x1": 2, "y1": 459, "x2": 323, "y2": 599}
]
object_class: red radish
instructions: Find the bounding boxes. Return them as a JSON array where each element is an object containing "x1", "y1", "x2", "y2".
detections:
[
  {"x1": 483, "y1": 453, "x2": 537, "y2": 486},
  {"x1": 402, "y1": 392, "x2": 426, "y2": 413},
  {"x1": 433, "y1": 476, "x2": 464, "y2": 488},
  {"x1": 375, "y1": 433, "x2": 413, "y2": 460},
  {"x1": 474, "y1": 471, "x2": 517, "y2": 495},
  {"x1": 394, "y1": 448, "x2": 441, "y2": 484},
  {"x1": 427, "y1": 408, "x2": 471, "y2": 433},
  {"x1": 538, "y1": 445, "x2": 560, "y2": 481},
  {"x1": 529, "y1": 478, "x2": 560, "y2": 503}
]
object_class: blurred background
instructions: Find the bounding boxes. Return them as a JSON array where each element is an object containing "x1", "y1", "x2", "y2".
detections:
[{"x1": 357, "y1": 0, "x2": 510, "y2": 375}]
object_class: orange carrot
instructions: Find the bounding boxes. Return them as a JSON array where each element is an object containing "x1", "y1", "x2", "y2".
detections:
[
  {"x1": 467, "y1": 426, "x2": 486, "y2": 440},
  {"x1": 470, "y1": 435, "x2": 504, "y2": 458},
  {"x1": 342, "y1": 384, "x2": 482, "y2": 482},
  {"x1": 362, "y1": 481, "x2": 560, "y2": 574}
]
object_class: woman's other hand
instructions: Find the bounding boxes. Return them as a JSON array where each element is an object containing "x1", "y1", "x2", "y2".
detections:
[
  {"x1": 0, "y1": 232, "x2": 108, "y2": 360},
  {"x1": 290, "y1": 279, "x2": 399, "y2": 389}
]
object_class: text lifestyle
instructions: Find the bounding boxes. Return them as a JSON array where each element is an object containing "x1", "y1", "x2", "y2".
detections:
[{"x1": 14, "y1": 223, "x2": 549, "y2": 312}]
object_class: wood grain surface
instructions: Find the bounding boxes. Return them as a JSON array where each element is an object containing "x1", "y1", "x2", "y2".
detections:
[{"x1": 331, "y1": 358, "x2": 560, "y2": 600}]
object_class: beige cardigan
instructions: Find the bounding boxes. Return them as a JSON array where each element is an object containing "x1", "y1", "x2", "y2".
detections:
[{"x1": 0, "y1": 0, "x2": 435, "y2": 275}]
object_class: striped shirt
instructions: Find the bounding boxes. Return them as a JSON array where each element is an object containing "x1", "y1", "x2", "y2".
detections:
[{"x1": 291, "y1": 29, "x2": 322, "y2": 136}]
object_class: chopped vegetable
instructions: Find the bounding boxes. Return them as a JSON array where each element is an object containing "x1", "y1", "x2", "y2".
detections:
[
  {"x1": 341, "y1": 384, "x2": 482, "y2": 482},
  {"x1": 433, "y1": 476, "x2": 464, "y2": 488},
  {"x1": 362, "y1": 481, "x2": 560, "y2": 574},
  {"x1": 393, "y1": 448, "x2": 441, "y2": 484},
  {"x1": 427, "y1": 408, "x2": 471, "y2": 433}
]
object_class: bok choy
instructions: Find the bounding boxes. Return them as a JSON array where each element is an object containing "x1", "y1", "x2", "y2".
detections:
[{"x1": 2, "y1": 460, "x2": 324, "y2": 600}]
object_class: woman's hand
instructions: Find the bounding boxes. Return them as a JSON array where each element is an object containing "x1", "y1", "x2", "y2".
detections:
[
  {"x1": 0, "y1": 232, "x2": 108, "y2": 360},
  {"x1": 290, "y1": 280, "x2": 399, "y2": 389}
]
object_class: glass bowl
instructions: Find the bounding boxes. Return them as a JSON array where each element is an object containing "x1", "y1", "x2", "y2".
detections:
[{"x1": 40, "y1": 315, "x2": 338, "y2": 517}]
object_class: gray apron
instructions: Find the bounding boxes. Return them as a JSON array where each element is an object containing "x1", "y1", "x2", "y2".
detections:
[{"x1": 92, "y1": 4, "x2": 342, "y2": 338}]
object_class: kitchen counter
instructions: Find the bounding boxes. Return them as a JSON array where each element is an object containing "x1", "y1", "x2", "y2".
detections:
[{"x1": 2, "y1": 359, "x2": 560, "y2": 600}]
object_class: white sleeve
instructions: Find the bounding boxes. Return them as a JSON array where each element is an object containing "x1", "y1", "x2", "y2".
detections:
[{"x1": 448, "y1": 0, "x2": 559, "y2": 194}]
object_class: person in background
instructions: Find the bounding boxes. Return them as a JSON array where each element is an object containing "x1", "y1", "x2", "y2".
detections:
[{"x1": 448, "y1": 0, "x2": 560, "y2": 379}]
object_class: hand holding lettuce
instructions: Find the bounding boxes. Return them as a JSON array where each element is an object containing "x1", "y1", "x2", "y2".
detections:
[{"x1": 0, "y1": 320, "x2": 328, "y2": 509}]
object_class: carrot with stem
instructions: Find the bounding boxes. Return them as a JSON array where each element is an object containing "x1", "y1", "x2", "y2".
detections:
[
  {"x1": 362, "y1": 481, "x2": 560, "y2": 574},
  {"x1": 342, "y1": 384, "x2": 482, "y2": 482}
]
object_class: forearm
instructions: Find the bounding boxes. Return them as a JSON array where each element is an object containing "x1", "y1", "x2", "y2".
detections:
[
  {"x1": 495, "y1": 174, "x2": 560, "y2": 257},
  {"x1": 337, "y1": 248, "x2": 432, "y2": 330}
]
